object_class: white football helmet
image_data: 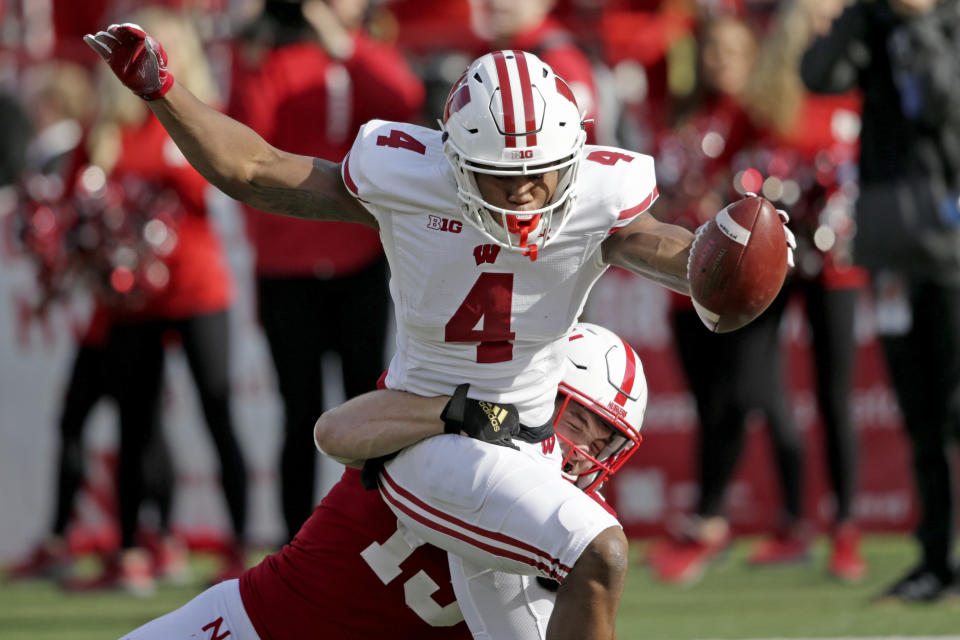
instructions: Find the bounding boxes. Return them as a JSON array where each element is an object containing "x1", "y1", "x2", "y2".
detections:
[
  {"x1": 441, "y1": 50, "x2": 587, "y2": 260},
  {"x1": 555, "y1": 323, "x2": 647, "y2": 493}
]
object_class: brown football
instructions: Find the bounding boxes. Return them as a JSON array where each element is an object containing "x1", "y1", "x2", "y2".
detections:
[{"x1": 688, "y1": 195, "x2": 787, "y2": 333}]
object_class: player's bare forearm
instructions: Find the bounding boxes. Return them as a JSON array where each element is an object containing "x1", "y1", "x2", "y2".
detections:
[
  {"x1": 147, "y1": 83, "x2": 375, "y2": 227},
  {"x1": 314, "y1": 390, "x2": 449, "y2": 463},
  {"x1": 602, "y1": 215, "x2": 693, "y2": 295}
]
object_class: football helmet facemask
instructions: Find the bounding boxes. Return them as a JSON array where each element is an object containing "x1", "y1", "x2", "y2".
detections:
[
  {"x1": 554, "y1": 323, "x2": 646, "y2": 493},
  {"x1": 441, "y1": 50, "x2": 586, "y2": 261}
]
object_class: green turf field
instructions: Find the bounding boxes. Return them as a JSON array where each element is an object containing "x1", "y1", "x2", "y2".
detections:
[{"x1": 1, "y1": 536, "x2": 958, "y2": 640}]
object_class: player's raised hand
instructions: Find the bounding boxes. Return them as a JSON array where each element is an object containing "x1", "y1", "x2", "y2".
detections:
[{"x1": 83, "y1": 23, "x2": 174, "y2": 101}]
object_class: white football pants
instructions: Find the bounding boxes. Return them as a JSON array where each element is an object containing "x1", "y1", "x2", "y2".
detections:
[{"x1": 118, "y1": 579, "x2": 259, "y2": 640}]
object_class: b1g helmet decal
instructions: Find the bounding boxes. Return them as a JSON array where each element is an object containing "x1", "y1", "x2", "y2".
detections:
[
  {"x1": 441, "y1": 50, "x2": 586, "y2": 261},
  {"x1": 555, "y1": 323, "x2": 646, "y2": 492}
]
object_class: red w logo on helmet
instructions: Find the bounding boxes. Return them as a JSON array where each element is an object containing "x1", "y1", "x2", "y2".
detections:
[
  {"x1": 443, "y1": 72, "x2": 471, "y2": 123},
  {"x1": 554, "y1": 76, "x2": 578, "y2": 109}
]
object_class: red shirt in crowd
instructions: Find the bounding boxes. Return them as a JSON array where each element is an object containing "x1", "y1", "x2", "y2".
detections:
[
  {"x1": 766, "y1": 92, "x2": 867, "y2": 289},
  {"x1": 111, "y1": 114, "x2": 232, "y2": 319},
  {"x1": 228, "y1": 34, "x2": 424, "y2": 279}
]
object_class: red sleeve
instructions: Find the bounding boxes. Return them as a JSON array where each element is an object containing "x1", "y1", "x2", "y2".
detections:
[
  {"x1": 226, "y1": 44, "x2": 285, "y2": 141},
  {"x1": 540, "y1": 47, "x2": 597, "y2": 119},
  {"x1": 347, "y1": 33, "x2": 426, "y2": 125},
  {"x1": 111, "y1": 117, "x2": 232, "y2": 319},
  {"x1": 599, "y1": 8, "x2": 694, "y2": 66}
]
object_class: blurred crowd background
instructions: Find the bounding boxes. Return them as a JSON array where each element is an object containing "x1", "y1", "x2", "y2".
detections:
[{"x1": 0, "y1": 0, "x2": 958, "y2": 600}]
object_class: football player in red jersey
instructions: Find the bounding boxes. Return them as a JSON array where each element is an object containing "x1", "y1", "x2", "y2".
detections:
[
  {"x1": 85, "y1": 23, "x2": 793, "y2": 639},
  {"x1": 119, "y1": 323, "x2": 643, "y2": 639}
]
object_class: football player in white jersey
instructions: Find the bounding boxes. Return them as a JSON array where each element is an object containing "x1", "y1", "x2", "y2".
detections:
[{"x1": 85, "y1": 24, "x2": 792, "y2": 640}]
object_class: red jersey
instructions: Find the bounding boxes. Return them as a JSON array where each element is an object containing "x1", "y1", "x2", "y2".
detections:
[
  {"x1": 240, "y1": 467, "x2": 618, "y2": 638},
  {"x1": 239, "y1": 468, "x2": 471, "y2": 639},
  {"x1": 112, "y1": 115, "x2": 232, "y2": 319},
  {"x1": 228, "y1": 35, "x2": 424, "y2": 278}
]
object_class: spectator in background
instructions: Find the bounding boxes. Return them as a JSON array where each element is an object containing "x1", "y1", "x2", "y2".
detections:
[
  {"x1": 65, "y1": 6, "x2": 248, "y2": 594},
  {"x1": 647, "y1": 11, "x2": 806, "y2": 585},
  {"x1": 803, "y1": 0, "x2": 960, "y2": 601},
  {"x1": 228, "y1": 0, "x2": 424, "y2": 541},
  {"x1": 468, "y1": 0, "x2": 602, "y2": 141},
  {"x1": 0, "y1": 94, "x2": 30, "y2": 187},
  {"x1": 744, "y1": 0, "x2": 868, "y2": 582},
  {"x1": 6, "y1": 61, "x2": 185, "y2": 589}
]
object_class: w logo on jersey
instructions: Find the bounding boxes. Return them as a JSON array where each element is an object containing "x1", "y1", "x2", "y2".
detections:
[
  {"x1": 541, "y1": 435, "x2": 556, "y2": 455},
  {"x1": 473, "y1": 244, "x2": 501, "y2": 265}
]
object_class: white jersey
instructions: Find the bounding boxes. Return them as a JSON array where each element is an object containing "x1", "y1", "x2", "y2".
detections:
[{"x1": 343, "y1": 120, "x2": 658, "y2": 426}]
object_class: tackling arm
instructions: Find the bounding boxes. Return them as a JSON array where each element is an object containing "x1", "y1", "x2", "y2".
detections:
[
  {"x1": 314, "y1": 391, "x2": 448, "y2": 466},
  {"x1": 315, "y1": 385, "x2": 522, "y2": 465},
  {"x1": 601, "y1": 214, "x2": 694, "y2": 295}
]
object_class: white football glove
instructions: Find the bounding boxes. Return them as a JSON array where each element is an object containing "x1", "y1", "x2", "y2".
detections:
[
  {"x1": 777, "y1": 208, "x2": 796, "y2": 269},
  {"x1": 686, "y1": 221, "x2": 710, "y2": 285}
]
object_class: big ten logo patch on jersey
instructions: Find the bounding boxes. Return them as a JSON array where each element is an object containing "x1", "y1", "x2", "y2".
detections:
[
  {"x1": 541, "y1": 435, "x2": 556, "y2": 455},
  {"x1": 427, "y1": 215, "x2": 462, "y2": 234},
  {"x1": 473, "y1": 244, "x2": 501, "y2": 265}
]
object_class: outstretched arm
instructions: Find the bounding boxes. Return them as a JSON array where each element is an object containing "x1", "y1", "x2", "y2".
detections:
[
  {"x1": 314, "y1": 391, "x2": 448, "y2": 466},
  {"x1": 150, "y1": 83, "x2": 373, "y2": 225},
  {"x1": 84, "y1": 23, "x2": 374, "y2": 227},
  {"x1": 315, "y1": 385, "x2": 522, "y2": 466},
  {"x1": 601, "y1": 214, "x2": 694, "y2": 295}
]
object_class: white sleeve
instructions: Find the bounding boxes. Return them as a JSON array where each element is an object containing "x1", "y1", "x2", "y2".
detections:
[
  {"x1": 609, "y1": 153, "x2": 659, "y2": 232},
  {"x1": 341, "y1": 119, "x2": 453, "y2": 220}
]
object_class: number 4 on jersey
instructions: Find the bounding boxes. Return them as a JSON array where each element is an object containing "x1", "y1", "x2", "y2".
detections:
[
  {"x1": 445, "y1": 273, "x2": 515, "y2": 363},
  {"x1": 587, "y1": 150, "x2": 633, "y2": 166},
  {"x1": 376, "y1": 129, "x2": 426, "y2": 155}
]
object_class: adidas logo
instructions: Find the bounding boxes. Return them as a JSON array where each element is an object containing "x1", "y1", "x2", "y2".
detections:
[{"x1": 478, "y1": 401, "x2": 508, "y2": 432}]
